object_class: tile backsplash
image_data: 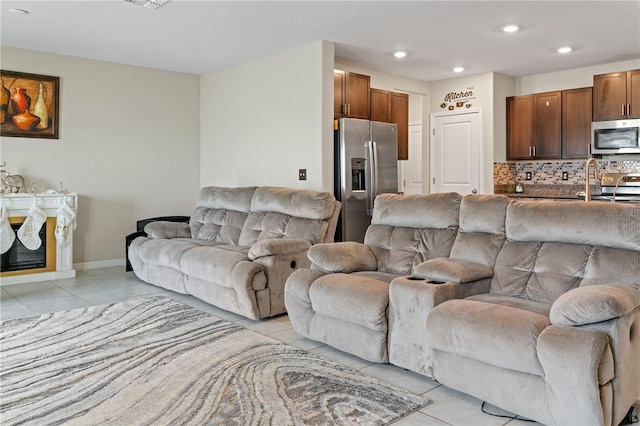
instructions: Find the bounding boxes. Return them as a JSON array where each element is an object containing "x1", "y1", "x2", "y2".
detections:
[{"x1": 494, "y1": 160, "x2": 640, "y2": 186}]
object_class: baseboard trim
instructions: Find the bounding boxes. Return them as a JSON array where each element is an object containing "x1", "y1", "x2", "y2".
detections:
[{"x1": 74, "y1": 258, "x2": 126, "y2": 271}]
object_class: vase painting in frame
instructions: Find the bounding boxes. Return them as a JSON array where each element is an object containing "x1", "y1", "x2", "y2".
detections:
[{"x1": 1, "y1": 70, "x2": 60, "y2": 139}]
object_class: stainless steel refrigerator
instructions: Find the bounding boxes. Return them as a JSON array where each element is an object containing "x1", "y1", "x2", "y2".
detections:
[{"x1": 334, "y1": 118, "x2": 398, "y2": 242}]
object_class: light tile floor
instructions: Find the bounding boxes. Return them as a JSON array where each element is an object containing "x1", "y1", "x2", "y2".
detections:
[{"x1": 0, "y1": 267, "x2": 552, "y2": 425}]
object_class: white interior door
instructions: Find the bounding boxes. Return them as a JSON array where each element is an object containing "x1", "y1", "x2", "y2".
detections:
[
  {"x1": 430, "y1": 109, "x2": 482, "y2": 195},
  {"x1": 399, "y1": 122, "x2": 423, "y2": 194}
]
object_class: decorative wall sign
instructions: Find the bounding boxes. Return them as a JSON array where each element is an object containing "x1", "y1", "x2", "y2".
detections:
[
  {"x1": 440, "y1": 86, "x2": 476, "y2": 110},
  {"x1": 1, "y1": 70, "x2": 60, "y2": 139}
]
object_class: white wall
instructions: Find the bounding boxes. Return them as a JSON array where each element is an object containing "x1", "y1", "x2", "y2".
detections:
[
  {"x1": 0, "y1": 47, "x2": 200, "y2": 266},
  {"x1": 430, "y1": 72, "x2": 497, "y2": 193},
  {"x1": 493, "y1": 73, "x2": 517, "y2": 163},
  {"x1": 517, "y1": 59, "x2": 640, "y2": 94},
  {"x1": 200, "y1": 41, "x2": 334, "y2": 192}
]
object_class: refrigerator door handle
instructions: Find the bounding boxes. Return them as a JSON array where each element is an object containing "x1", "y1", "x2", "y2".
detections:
[{"x1": 366, "y1": 140, "x2": 378, "y2": 216}]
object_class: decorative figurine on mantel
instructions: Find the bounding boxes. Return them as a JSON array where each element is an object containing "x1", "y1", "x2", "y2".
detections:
[{"x1": 0, "y1": 161, "x2": 26, "y2": 193}]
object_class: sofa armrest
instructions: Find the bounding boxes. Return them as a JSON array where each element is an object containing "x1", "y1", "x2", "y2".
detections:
[
  {"x1": 413, "y1": 258, "x2": 494, "y2": 283},
  {"x1": 248, "y1": 238, "x2": 312, "y2": 260},
  {"x1": 550, "y1": 284, "x2": 640, "y2": 326},
  {"x1": 306, "y1": 242, "x2": 378, "y2": 273},
  {"x1": 144, "y1": 221, "x2": 192, "y2": 239}
]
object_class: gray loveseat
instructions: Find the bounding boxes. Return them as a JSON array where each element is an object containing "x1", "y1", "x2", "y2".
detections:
[
  {"x1": 129, "y1": 186, "x2": 340, "y2": 319},
  {"x1": 285, "y1": 192, "x2": 640, "y2": 426}
]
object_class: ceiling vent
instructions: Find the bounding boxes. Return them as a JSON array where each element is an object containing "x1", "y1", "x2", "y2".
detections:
[{"x1": 123, "y1": 0, "x2": 168, "y2": 10}]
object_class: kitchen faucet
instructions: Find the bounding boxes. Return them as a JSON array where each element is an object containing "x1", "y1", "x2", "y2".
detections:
[{"x1": 584, "y1": 158, "x2": 600, "y2": 201}]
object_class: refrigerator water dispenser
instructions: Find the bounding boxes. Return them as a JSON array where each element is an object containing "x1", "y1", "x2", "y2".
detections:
[{"x1": 351, "y1": 158, "x2": 366, "y2": 191}]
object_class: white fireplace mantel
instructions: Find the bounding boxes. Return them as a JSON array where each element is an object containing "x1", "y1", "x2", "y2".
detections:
[{"x1": 1, "y1": 191, "x2": 78, "y2": 286}]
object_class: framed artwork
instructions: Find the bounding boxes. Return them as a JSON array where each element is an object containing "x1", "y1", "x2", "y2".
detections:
[{"x1": 1, "y1": 70, "x2": 60, "y2": 139}]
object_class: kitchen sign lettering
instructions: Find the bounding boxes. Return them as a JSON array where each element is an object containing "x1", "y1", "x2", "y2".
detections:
[{"x1": 440, "y1": 87, "x2": 476, "y2": 110}]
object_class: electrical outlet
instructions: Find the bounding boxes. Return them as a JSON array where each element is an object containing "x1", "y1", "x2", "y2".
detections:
[
  {"x1": 525, "y1": 172, "x2": 532, "y2": 181},
  {"x1": 562, "y1": 171, "x2": 569, "y2": 181},
  {"x1": 298, "y1": 169, "x2": 307, "y2": 181}
]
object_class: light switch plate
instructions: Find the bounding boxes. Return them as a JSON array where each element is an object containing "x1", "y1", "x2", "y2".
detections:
[
  {"x1": 298, "y1": 169, "x2": 307, "y2": 180},
  {"x1": 525, "y1": 172, "x2": 532, "y2": 180},
  {"x1": 562, "y1": 171, "x2": 569, "y2": 181}
]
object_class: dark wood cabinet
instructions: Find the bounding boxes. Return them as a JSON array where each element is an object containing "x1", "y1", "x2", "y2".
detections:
[
  {"x1": 391, "y1": 92, "x2": 409, "y2": 160},
  {"x1": 507, "y1": 95, "x2": 533, "y2": 160},
  {"x1": 532, "y1": 91, "x2": 562, "y2": 159},
  {"x1": 370, "y1": 89, "x2": 392, "y2": 122},
  {"x1": 593, "y1": 69, "x2": 640, "y2": 120},
  {"x1": 334, "y1": 70, "x2": 370, "y2": 119},
  {"x1": 508, "y1": 88, "x2": 592, "y2": 160},
  {"x1": 369, "y1": 88, "x2": 408, "y2": 160},
  {"x1": 562, "y1": 87, "x2": 592, "y2": 159}
]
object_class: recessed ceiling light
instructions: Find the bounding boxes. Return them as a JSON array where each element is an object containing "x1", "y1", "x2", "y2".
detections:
[
  {"x1": 503, "y1": 25, "x2": 519, "y2": 33},
  {"x1": 453, "y1": 67, "x2": 465, "y2": 73},
  {"x1": 9, "y1": 8, "x2": 29, "y2": 14},
  {"x1": 557, "y1": 46, "x2": 573, "y2": 54},
  {"x1": 394, "y1": 51, "x2": 407, "y2": 59}
]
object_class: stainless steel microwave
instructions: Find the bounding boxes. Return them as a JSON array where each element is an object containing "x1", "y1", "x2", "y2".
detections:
[{"x1": 592, "y1": 119, "x2": 640, "y2": 154}]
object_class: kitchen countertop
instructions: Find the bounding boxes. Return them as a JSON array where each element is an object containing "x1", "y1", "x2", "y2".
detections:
[{"x1": 494, "y1": 184, "x2": 640, "y2": 202}]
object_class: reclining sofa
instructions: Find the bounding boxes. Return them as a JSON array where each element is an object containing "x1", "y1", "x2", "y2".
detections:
[
  {"x1": 129, "y1": 186, "x2": 340, "y2": 320},
  {"x1": 285, "y1": 192, "x2": 640, "y2": 426}
]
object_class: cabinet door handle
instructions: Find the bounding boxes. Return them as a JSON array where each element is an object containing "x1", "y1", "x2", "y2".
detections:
[
  {"x1": 532, "y1": 146, "x2": 536, "y2": 157},
  {"x1": 623, "y1": 104, "x2": 626, "y2": 116},
  {"x1": 529, "y1": 146, "x2": 532, "y2": 157},
  {"x1": 628, "y1": 104, "x2": 631, "y2": 116}
]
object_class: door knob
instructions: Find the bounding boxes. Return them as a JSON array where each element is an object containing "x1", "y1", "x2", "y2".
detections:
[{"x1": 472, "y1": 189, "x2": 478, "y2": 194}]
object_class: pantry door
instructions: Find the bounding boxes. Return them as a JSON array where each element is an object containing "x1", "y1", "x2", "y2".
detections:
[{"x1": 430, "y1": 109, "x2": 483, "y2": 195}]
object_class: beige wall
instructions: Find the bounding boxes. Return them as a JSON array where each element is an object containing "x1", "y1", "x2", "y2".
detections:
[
  {"x1": 516, "y1": 59, "x2": 640, "y2": 94},
  {"x1": 200, "y1": 41, "x2": 334, "y2": 192},
  {"x1": 0, "y1": 47, "x2": 200, "y2": 268}
]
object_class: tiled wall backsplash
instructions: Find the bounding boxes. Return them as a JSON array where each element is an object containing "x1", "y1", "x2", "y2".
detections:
[{"x1": 494, "y1": 160, "x2": 640, "y2": 186}]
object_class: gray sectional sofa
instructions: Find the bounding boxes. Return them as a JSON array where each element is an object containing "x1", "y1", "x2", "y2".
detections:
[
  {"x1": 129, "y1": 186, "x2": 340, "y2": 319},
  {"x1": 284, "y1": 192, "x2": 640, "y2": 426}
]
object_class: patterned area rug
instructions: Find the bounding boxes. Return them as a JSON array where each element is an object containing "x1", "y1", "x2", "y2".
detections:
[{"x1": 1, "y1": 297, "x2": 429, "y2": 425}]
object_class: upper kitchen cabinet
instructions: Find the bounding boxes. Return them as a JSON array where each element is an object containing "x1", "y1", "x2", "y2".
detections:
[
  {"x1": 370, "y1": 89, "x2": 392, "y2": 122},
  {"x1": 506, "y1": 95, "x2": 534, "y2": 160},
  {"x1": 508, "y1": 88, "x2": 591, "y2": 161},
  {"x1": 593, "y1": 69, "x2": 640, "y2": 121},
  {"x1": 532, "y1": 91, "x2": 562, "y2": 159},
  {"x1": 334, "y1": 70, "x2": 370, "y2": 119},
  {"x1": 562, "y1": 87, "x2": 592, "y2": 159},
  {"x1": 391, "y1": 92, "x2": 409, "y2": 160},
  {"x1": 369, "y1": 88, "x2": 409, "y2": 160}
]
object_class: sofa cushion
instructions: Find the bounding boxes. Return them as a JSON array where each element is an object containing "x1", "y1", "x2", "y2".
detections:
[
  {"x1": 428, "y1": 299, "x2": 549, "y2": 376},
  {"x1": 466, "y1": 293, "x2": 551, "y2": 316},
  {"x1": 179, "y1": 245, "x2": 250, "y2": 287},
  {"x1": 309, "y1": 273, "x2": 390, "y2": 331},
  {"x1": 550, "y1": 284, "x2": 640, "y2": 326},
  {"x1": 134, "y1": 238, "x2": 223, "y2": 269},
  {"x1": 237, "y1": 187, "x2": 338, "y2": 246},
  {"x1": 239, "y1": 211, "x2": 328, "y2": 246},
  {"x1": 250, "y1": 186, "x2": 337, "y2": 220},
  {"x1": 414, "y1": 258, "x2": 494, "y2": 283},
  {"x1": 189, "y1": 186, "x2": 256, "y2": 244},
  {"x1": 372, "y1": 192, "x2": 461, "y2": 229},
  {"x1": 506, "y1": 200, "x2": 640, "y2": 251},
  {"x1": 491, "y1": 241, "x2": 589, "y2": 304}
]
